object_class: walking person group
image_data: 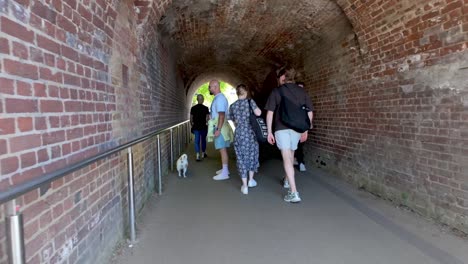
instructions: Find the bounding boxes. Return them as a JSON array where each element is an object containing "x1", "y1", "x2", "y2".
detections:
[{"x1": 190, "y1": 67, "x2": 313, "y2": 203}]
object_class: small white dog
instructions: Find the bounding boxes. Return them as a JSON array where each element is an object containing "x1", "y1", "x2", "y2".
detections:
[{"x1": 176, "y1": 154, "x2": 188, "y2": 178}]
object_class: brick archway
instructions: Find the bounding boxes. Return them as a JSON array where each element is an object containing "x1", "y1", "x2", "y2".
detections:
[{"x1": 139, "y1": 0, "x2": 357, "y2": 92}]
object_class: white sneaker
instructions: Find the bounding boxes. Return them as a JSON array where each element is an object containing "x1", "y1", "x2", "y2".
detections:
[
  {"x1": 241, "y1": 186, "x2": 248, "y2": 195},
  {"x1": 248, "y1": 179, "x2": 257, "y2": 187},
  {"x1": 299, "y1": 163, "x2": 306, "y2": 172},
  {"x1": 216, "y1": 169, "x2": 230, "y2": 175},
  {"x1": 284, "y1": 191, "x2": 301, "y2": 203},
  {"x1": 213, "y1": 174, "x2": 230, "y2": 180},
  {"x1": 196, "y1": 153, "x2": 201, "y2": 161},
  {"x1": 283, "y1": 178, "x2": 290, "y2": 188}
]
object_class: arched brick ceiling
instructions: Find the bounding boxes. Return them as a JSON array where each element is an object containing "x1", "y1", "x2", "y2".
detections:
[{"x1": 157, "y1": 0, "x2": 354, "y2": 91}]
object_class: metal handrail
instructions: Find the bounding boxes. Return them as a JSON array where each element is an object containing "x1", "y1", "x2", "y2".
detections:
[
  {"x1": 4, "y1": 119, "x2": 190, "y2": 264},
  {"x1": 0, "y1": 120, "x2": 189, "y2": 205}
]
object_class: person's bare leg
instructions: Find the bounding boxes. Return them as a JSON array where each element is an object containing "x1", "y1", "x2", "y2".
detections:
[
  {"x1": 216, "y1": 149, "x2": 230, "y2": 174},
  {"x1": 248, "y1": 171, "x2": 254, "y2": 182},
  {"x1": 281, "y1": 149, "x2": 297, "y2": 193},
  {"x1": 220, "y1": 148, "x2": 229, "y2": 175},
  {"x1": 220, "y1": 148, "x2": 228, "y2": 165},
  {"x1": 240, "y1": 176, "x2": 248, "y2": 194},
  {"x1": 242, "y1": 177, "x2": 248, "y2": 187},
  {"x1": 213, "y1": 147, "x2": 230, "y2": 179}
]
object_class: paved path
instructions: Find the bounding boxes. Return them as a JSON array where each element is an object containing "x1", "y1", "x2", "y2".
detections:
[{"x1": 112, "y1": 145, "x2": 467, "y2": 264}]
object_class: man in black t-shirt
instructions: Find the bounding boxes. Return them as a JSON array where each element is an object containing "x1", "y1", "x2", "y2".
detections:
[
  {"x1": 265, "y1": 67, "x2": 313, "y2": 203},
  {"x1": 190, "y1": 94, "x2": 210, "y2": 161}
]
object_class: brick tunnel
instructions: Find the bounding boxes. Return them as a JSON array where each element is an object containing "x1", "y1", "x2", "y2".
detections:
[{"x1": 0, "y1": 0, "x2": 467, "y2": 263}]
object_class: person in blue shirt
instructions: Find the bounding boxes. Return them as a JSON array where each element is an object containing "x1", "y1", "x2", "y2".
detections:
[{"x1": 209, "y1": 80, "x2": 231, "y2": 180}]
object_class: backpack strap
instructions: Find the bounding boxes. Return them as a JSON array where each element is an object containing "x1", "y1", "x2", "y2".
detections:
[
  {"x1": 277, "y1": 85, "x2": 287, "y2": 108},
  {"x1": 277, "y1": 84, "x2": 286, "y2": 97},
  {"x1": 278, "y1": 84, "x2": 303, "y2": 105}
]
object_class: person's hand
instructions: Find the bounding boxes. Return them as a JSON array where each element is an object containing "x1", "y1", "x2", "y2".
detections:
[
  {"x1": 214, "y1": 130, "x2": 221, "y2": 137},
  {"x1": 267, "y1": 132, "x2": 275, "y2": 145},
  {"x1": 300, "y1": 132, "x2": 308, "y2": 143}
]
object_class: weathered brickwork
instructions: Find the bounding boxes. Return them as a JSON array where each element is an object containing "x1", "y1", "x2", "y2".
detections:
[
  {"x1": 0, "y1": 0, "x2": 187, "y2": 263},
  {"x1": 153, "y1": 0, "x2": 467, "y2": 234},
  {"x1": 143, "y1": 34, "x2": 188, "y2": 132},
  {"x1": 1, "y1": 0, "x2": 467, "y2": 263},
  {"x1": 306, "y1": 0, "x2": 468, "y2": 232},
  {"x1": 156, "y1": 0, "x2": 350, "y2": 92}
]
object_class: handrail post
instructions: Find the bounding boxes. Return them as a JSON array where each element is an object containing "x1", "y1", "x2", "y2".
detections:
[
  {"x1": 5, "y1": 200, "x2": 25, "y2": 264},
  {"x1": 189, "y1": 122, "x2": 192, "y2": 143},
  {"x1": 127, "y1": 147, "x2": 136, "y2": 246},
  {"x1": 184, "y1": 122, "x2": 187, "y2": 144},
  {"x1": 178, "y1": 126, "x2": 181, "y2": 156},
  {"x1": 157, "y1": 134, "x2": 162, "y2": 195},
  {"x1": 170, "y1": 129, "x2": 174, "y2": 171},
  {"x1": 185, "y1": 123, "x2": 190, "y2": 144}
]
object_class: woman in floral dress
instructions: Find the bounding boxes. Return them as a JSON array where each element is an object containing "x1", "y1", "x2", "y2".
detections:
[{"x1": 229, "y1": 84, "x2": 262, "y2": 194}]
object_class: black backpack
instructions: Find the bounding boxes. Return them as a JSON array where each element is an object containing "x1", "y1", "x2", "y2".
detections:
[{"x1": 278, "y1": 85, "x2": 311, "y2": 133}]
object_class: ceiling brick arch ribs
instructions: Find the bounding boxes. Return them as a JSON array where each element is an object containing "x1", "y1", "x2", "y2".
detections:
[{"x1": 142, "y1": 0, "x2": 356, "y2": 95}]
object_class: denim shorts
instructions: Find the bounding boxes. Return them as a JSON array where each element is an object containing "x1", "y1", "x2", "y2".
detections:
[
  {"x1": 214, "y1": 132, "x2": 231, "y2": 150},
  {"x1": 274, "y1": 129, "x2": 301, "y2": 150}
]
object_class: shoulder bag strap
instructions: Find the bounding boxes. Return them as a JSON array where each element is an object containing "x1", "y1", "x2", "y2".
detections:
[
  {"x1": 279, "y1": 84, "x2": 301, "y2": 102},
  {"x1": 248, "y1": 99, "x2": 254, "y2": 114}
]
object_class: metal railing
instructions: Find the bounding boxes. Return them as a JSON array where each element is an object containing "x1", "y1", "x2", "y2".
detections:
[{"x1": 1, "y1": 120, "x2": 191, "y2": 264}]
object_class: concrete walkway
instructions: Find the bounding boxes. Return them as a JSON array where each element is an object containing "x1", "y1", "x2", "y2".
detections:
[{"x1": 112, "y1": 145, "x2": 467, "y2": 264}]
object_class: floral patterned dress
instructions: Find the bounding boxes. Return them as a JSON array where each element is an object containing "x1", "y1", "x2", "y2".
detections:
[{"x1": 229, "y1": 99, "x2": 260, "y2": 178}]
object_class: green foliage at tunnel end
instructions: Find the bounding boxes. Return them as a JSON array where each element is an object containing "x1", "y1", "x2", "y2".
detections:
[{"x1": 191, "y1": 82, "x2": 236, "y2": 107}]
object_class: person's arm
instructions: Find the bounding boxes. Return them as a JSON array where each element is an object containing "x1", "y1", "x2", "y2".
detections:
[
  {"x1": 300, "y1": 111, "x2": 313, "y2": 143},
  {"x1": 214, "y1": 112, "x2": 225, "y2": 137},
  {"x1": 266, "y1": 110, "x2": 275, "y2": 145},
  {"x1": 254, "y1": 108, "x2": 262, "y2": 116},
  {"x1": 214, "y1": 97, "x2": 228, "y2": 137},
  {"x1": 251, "y1": 100, "x2": 262, "y2": 116},
  {"x1": 309, "y1": 111, "x2": 313, "y2": 128},
  {"x1": 264, "y1": 91, "x2": 277, "y2": 145},
  {"x1": 190, "y1": 114, "x2": 194, "y2": 127},
  {"x1": 306, "y1": 96, "x2": 314, "y2": 129}
]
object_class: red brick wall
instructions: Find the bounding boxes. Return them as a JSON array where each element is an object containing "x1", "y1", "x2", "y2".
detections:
[
  {"x1": 305, "y1": 0, "x2": 468, "y2": 232},
  {"x1": 1, "y1": 0, "x2": 467, "y2": 262},
  {"x1": 0, "y1": 0, "x2": 186, "y2": 263}
]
